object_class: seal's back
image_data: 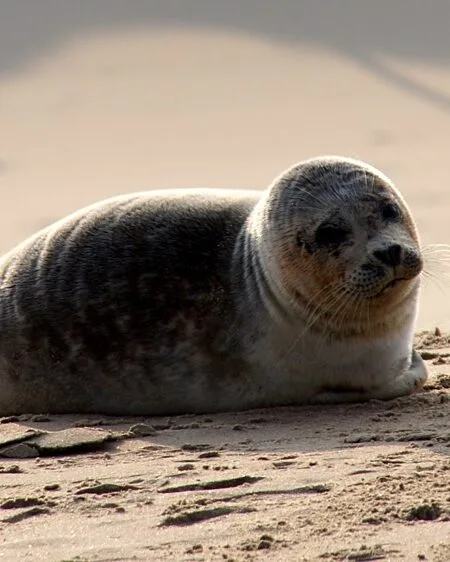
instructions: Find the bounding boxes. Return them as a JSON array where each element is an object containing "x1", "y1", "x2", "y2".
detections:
[{"x1": 0, "y1": 189, "x2": 260, "y2": 415}]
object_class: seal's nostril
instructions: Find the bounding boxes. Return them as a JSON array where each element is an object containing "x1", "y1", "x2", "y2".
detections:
[{"x1": 373, "y1": 243, "x2": 403, "y2": 267}]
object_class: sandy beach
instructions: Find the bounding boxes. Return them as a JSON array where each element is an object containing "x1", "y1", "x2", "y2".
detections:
[{"x1": 1, "y1": 2, "x2": 450, "y2": 560}]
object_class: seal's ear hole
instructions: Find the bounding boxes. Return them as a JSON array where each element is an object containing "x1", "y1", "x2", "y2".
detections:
[
  {"x1": 381, "y1": 202, "x2": 401, "y2": 221},
  {"x1": 315, "y1": 224, "x2": 349, "y2": 247}
]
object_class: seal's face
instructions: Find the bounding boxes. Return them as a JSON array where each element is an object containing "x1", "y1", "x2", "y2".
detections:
[
  {"x1": 269, "y1": 156, "x2": 422, "y2": 335},
  {"x1": 309, "y1": 187, "x2": 422, "y2": 299}
]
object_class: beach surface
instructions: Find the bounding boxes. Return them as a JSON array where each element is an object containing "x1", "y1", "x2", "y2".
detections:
[{"x1": 1, "y1": 2, "x2": 450, "y2": 559}]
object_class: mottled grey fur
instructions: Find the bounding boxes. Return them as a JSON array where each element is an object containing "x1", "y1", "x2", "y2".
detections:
[{"x1": 0, "y1": 157, "x2": 427, "y2": 415}]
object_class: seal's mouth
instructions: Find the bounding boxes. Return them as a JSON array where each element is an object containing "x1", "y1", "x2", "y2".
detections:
[
  {"x1": 385, "y1": 278, "x2": 405, "y2": 289},
  {"x1": 375, "y1": 276, "x2": 407, "y2": 296}
]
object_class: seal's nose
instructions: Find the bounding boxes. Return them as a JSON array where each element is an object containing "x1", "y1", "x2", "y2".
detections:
[{"x1": 373, "y1": 243, "x2": 403, "y2": 267}]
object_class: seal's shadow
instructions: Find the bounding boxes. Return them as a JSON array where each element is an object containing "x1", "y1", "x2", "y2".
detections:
[
  {"x1": 136, "y1": 388, "x2": 450, "y2": 458},
  {"x1": 7, "y1": 382, "x2": 449, "y2": 461}
]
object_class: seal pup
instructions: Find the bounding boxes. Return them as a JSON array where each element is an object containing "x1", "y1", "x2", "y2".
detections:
[{"x1": 0, "y1": 156, "x2": 427, "y2": 415}]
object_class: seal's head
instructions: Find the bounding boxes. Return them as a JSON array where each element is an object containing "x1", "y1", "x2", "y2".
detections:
[{"x1": 254, "y1": 156, "x2": 422, "y2": 338}]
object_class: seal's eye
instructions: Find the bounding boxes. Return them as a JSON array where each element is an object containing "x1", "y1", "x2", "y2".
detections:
[
  {"x1": 381, "y1": 202, "x2": 400, "y2": 221},
  {"x1": 315, "y1": 225, "x2": 349, "y2": 247}
]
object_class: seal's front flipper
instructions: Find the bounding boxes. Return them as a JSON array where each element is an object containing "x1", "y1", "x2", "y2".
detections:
[
  {"x1": 311, "y1": 349, "x2": 428, "y2": 405},
  {"x1": 369, "y1": 349, "x2": 428, "y2": 401},
  {"x1": 409, "y1": 348, "x2": 429, "y2": 388}
]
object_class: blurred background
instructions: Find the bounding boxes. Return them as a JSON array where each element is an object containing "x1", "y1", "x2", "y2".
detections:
[{"x1": 1, "y1": 1, "x2": 450, "y2": 329}]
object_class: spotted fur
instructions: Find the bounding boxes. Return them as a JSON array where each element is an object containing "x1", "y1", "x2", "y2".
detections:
[{"x1": 0, "y1": 156, "x2": 427, "y2": 415}]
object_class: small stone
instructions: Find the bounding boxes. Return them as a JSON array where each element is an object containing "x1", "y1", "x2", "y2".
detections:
[
  {"x1": 181, "y1": 443, "x2": 211, "y2": 452},
  {"x1": 420, "y1": 350, "x2": 439, "y2": 360},
  {"x1": 75, "y1": 483, "x2": 137, "y2": 495},
  {"x1": 198, "y1": 451, "x2": 220, "y2": 459},
  {"x1": 127, "y1": 423, "x2": 158, "y2": 437},
  {"x1": 177, "y1": 464, "x2": 195, "y2": 471},
  {"x1": 0, "y1": 416, "x2": 19, "y2": 424},
  {"x1": 344, "y1": 434, "x2": 379, "y2": 444},
  {"x1": 405, "y1": 502, "x2": 442, "y2": 521},
  {"x1": 0, "y1": 443, "x2": 39, "y2": 458},
  {"x1": 0, "y1": 424, "x2": 42, "y2": 448},
  {"x1": 0, "y1": 464, "x2": 23, "y2": 474},
  {"x1": 1, "y1": 497, "x2": 46, "y2": 510},
  {"x1": 186, "y1": 544, "x2": 203, "y2": 554},
  {"x1": 33, "y1": 428, "x2": 112, "y2": 455},
  {"x1": 44, "y1": 484, "x2": 60, "y2": 491}
]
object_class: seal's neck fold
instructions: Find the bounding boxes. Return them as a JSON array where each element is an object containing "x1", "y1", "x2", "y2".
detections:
[{"x1": 235, "y1": 200, "x2": 296, "y2": 326}]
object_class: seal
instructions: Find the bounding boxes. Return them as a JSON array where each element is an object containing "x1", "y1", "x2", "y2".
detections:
[{"x1": 0, "y1": 156, "x2": 427, "y2": 415}]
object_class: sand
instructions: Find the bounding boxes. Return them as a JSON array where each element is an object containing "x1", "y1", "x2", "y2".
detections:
[{"x1": 1, "y1": 2, "x2": 450, "y2": 560}]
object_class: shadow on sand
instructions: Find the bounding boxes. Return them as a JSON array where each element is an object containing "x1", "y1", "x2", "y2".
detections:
[{"x1": 2, "y1": 1, "x2": 450, "y2": 112}]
